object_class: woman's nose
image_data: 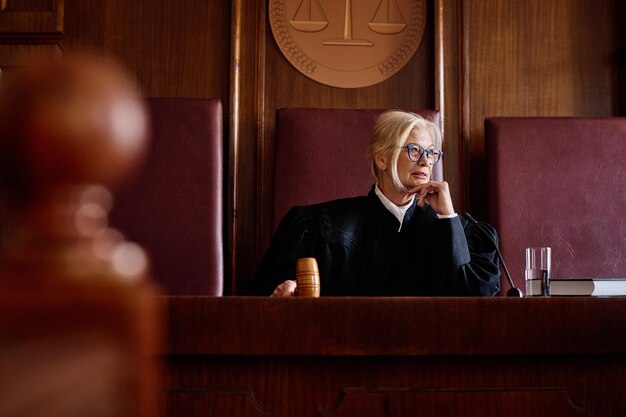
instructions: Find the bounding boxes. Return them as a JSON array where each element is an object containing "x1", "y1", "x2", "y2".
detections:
[{"x1": 418, "y1": 155, "x2": 432, "y2": 166}]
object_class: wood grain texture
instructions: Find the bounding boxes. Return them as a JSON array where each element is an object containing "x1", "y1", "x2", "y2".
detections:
[
  {"x1": 0, "y1": 0, "x2": 63, "y2": 32},
  {"x1": 435, "y1": 0, "x2": 463, "y2": 211},
  {"x1": 165, "y1": 355, "x2": 624, "y2": 417},
  {"x1": 228, "y1": 0, "x2": 266, "y2": 295},
  {"x1": 462, "y1": 0, "x2": 618, "y2": 215},
  {"x1": 63, "y1": 0, "x2": 230, "y2": 99},
  {"x1": 163, "y1": 296, "x2": 626, "y2": 417},
  {"x1": 165, "y1": 296, "x2": 626, "y2": 355},
  {"x1": 616, "y1": 0, "x2": 626, "y2": 115}
]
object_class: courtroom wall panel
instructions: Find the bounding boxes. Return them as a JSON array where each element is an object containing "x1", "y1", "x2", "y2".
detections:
[
  {"x1": 461, "y1": 0, "x2": 619, "y2": 217},
  {"x1": 617, "y1": 0, "x2": 626, "y2": 115},
  {"x1": 63, "y1": 0, "x2": 231, "y2": 100},
  {"x1": 37, "y1": 0, "x2": 624, "y2": 293}
]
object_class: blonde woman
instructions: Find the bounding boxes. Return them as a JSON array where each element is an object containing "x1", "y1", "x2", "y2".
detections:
[{"x1": 250, "y1": 111, "x2": 501, "y2": 297}]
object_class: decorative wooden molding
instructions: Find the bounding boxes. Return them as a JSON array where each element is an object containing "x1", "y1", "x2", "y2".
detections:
[
  {"x1": 0, "y1": 31, "x2": 65, "y2": 46},
  {"x1": 0, "y1": 0, "x2": 64, "y2": 32},
  {"x1": 0, "y1": 0, "x2": 56, "y2": 12},
  {"x1": 0, "y1": 31, "x2": 66, "y2": 70},
  {"x1": 0, "y1": 0, "x2": 65, "y2": 70},
  {"x1": 319, "y1": 387, "x2": 585, "y2": 417}
]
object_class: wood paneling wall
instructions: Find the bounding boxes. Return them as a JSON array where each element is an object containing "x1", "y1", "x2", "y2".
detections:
[
  {"x1": 616, "y1": 1, "x2": 626, "y2": 115},
  {"x1": 51, "y1": 0, "x2": 623, "y2": 293},
  {"x1": 64, "y1": 0, "x2": 231, "y2": 100},
  {"x1": 461, "y1": 0, "x2": 619, "y2": 216}
]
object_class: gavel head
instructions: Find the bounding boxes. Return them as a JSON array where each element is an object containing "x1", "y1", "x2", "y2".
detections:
[
  {"x1": 294, "y1": 257, "x2": 320, "y2": 297},
  {"x1": 0, "y1": 53, "x2": 148, "y2": 204}
]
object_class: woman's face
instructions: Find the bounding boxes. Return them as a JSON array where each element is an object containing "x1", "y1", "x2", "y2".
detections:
[{"x1": 395, "y1": 128, "x2": 434, "y2": 189}]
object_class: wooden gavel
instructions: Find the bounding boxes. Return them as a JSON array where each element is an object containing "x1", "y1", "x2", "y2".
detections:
[{"x1": 293, "y1": 257, "x2": 320, "y2": 297}]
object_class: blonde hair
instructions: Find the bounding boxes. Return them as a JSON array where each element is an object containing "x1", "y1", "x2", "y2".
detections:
[{"x1": 367, "y1": 111, "x2": 442, "y2": 190}]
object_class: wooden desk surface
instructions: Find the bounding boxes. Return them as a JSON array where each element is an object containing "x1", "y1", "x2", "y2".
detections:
[
  {"x1": 166, "y1": 296, "x2": 626, "y2": 355},
  {"x1": 164, "y1": 296, "x2": 626, "y2": 417}
]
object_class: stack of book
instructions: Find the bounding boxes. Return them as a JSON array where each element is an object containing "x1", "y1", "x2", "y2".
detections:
[{"x1": 545, "y1": 278, "x2": 626, "y2": 296}]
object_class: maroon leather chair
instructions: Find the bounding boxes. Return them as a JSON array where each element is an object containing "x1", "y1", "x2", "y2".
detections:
[
  {"x1": 273, "y1": 108, "x2": 441, "y2": 230},
  {"x1": 486, "y1": 117, "x2": 626, "y2": 292},
  {"x1": 110, "y1": 98, "x2": 223, "y2": 295}
]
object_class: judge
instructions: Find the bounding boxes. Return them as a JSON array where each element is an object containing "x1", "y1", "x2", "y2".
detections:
[{"x1": 249, "y1": 111, "x2": 501, "y2": 297}]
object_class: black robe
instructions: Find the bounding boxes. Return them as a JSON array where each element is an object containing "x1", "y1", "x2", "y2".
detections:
[{"x1": 249, "y1": 188, "x2": 501, "y2": 296}]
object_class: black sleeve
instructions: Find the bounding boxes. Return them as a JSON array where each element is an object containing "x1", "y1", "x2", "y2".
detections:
[
  {"x1": 246, "y1": 206, "x2": 316, "y2": 295},
  {"x1": 432, "y1": 216, "x2": 501, "y2": 296}
]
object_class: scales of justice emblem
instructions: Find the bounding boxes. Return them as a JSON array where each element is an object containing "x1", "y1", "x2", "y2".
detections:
[{"x1": 269, "y1": 0, "x2": 426, "y2": 88}]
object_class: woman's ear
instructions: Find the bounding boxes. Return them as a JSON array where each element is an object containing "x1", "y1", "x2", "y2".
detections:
[{"x1": 374, "y1": 152, "x2": 388, "y2": 171}]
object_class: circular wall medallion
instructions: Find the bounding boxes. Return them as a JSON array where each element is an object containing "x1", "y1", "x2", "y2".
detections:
[{"x1": 269, "y1": 0, "x2": 426, "y2": 88}]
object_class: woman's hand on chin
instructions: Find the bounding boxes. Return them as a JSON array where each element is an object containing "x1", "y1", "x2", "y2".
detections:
[{"x1": 409, "y1": 181, "x2": 455, "y2": 216}]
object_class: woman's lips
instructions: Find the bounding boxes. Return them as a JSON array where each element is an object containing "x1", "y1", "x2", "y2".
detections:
[{"x1": 412, "y1": 172, "x2": 429, "y2": 180}]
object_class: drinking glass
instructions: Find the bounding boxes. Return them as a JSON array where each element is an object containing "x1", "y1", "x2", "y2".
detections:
[{"x1": 525, "y1": 247, "x2": 551, "y2": 296}]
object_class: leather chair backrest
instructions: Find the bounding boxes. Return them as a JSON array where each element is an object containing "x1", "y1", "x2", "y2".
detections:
[
  {"x1": 273, "y1": 108, "x2": 441, "y2": 229},
  {"x1": 486, "y1": 117, "x2": 626, "y2": 289},
  {"x1": 110, "y1": 98, "x2": 224, "y2": 295}
]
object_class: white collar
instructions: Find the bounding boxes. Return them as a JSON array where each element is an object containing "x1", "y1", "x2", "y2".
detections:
[{"x1": 374, "y1": 184, "x2": 414, "y2": 231}]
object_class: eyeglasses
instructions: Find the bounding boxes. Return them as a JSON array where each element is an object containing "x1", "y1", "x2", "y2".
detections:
[{"x1": 401, "y1": 144, "x2": 443, "y2": 165}]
